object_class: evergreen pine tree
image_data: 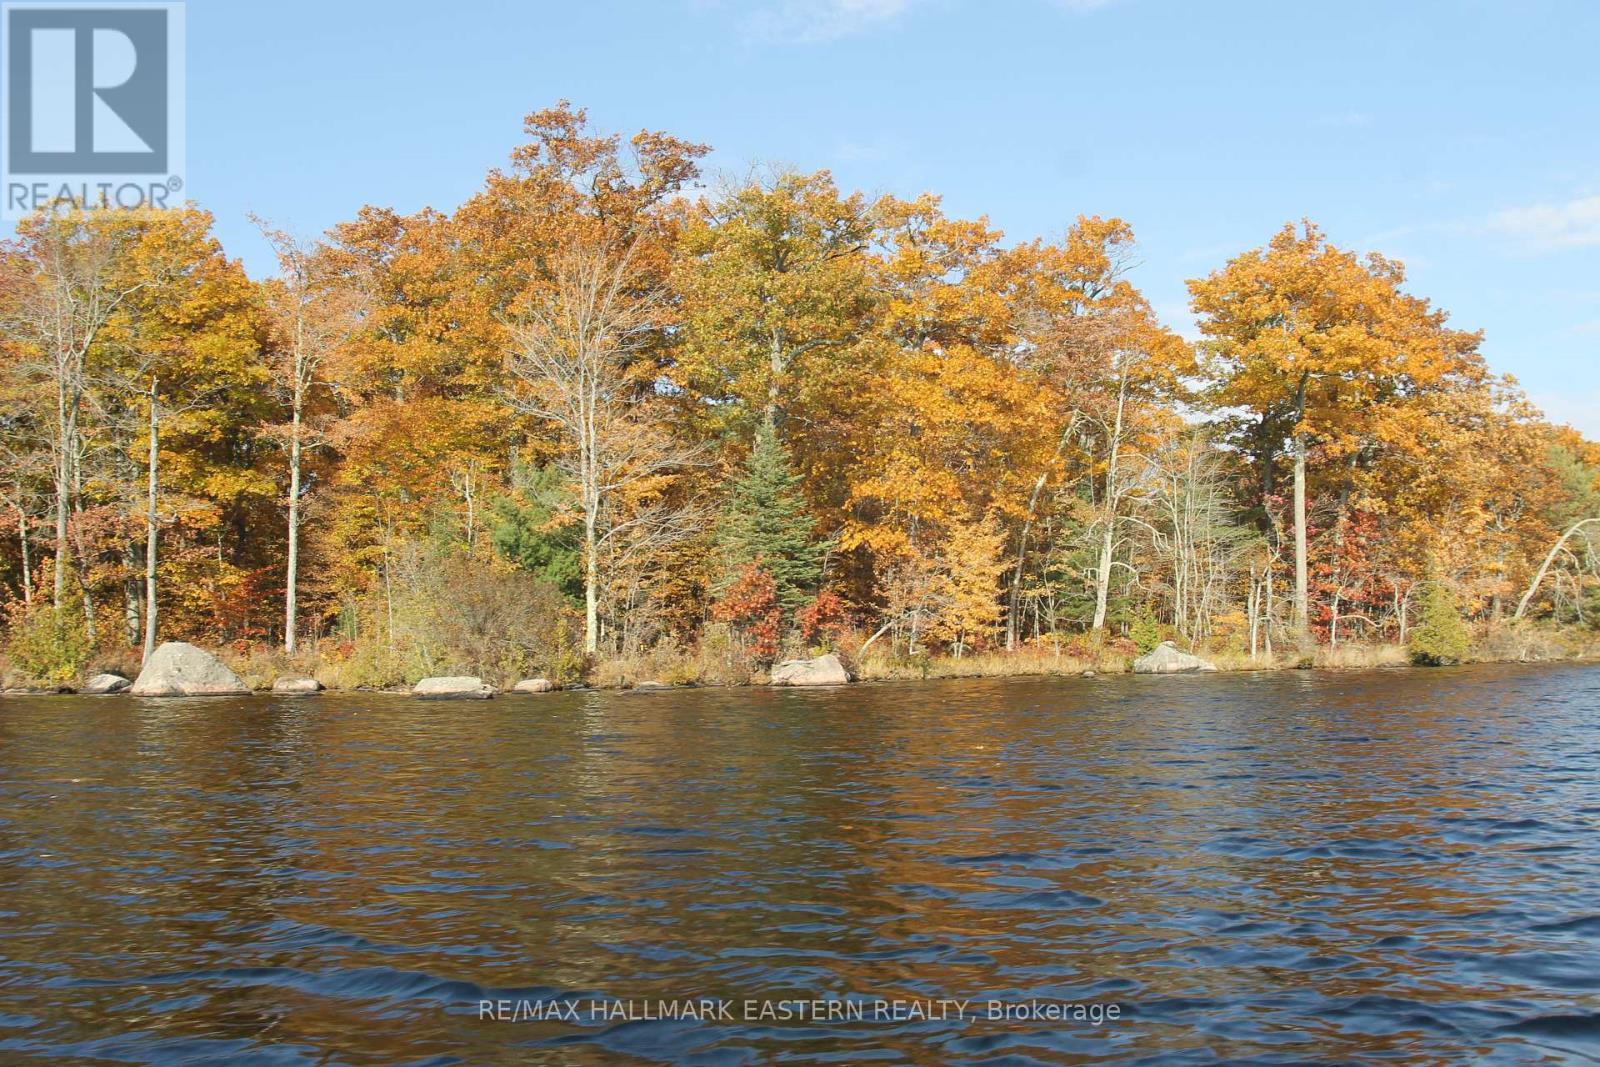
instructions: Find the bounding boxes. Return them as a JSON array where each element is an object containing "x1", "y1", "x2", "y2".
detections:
[
  {"x1": 1128, "y1": 603, "x2": 1162, "y2": 653},
  {"x1": 489, "y1": 465, "x2": 585, "y2": 601},
  {"x1": 1408, "y1": 580, "x2": 1470, "y2": 666},
  {"x1": 716, "y1": 419, "x2": 824, "y2": 617}
]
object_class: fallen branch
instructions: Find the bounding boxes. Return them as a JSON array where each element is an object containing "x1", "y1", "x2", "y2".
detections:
[{"x1": 1513, "y1": 517, "x2": 1600, "y2": 621}]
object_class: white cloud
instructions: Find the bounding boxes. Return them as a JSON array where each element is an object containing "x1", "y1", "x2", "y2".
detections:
[
  {"x1": 1316, "y1": 110, "x2": 1372, "y2": 129},
  {"x1": 1486, "y1": 195, "x2": 1600, "y2": 253},
  {"x1": 738, "y1": 0, "x2": 1118, "y2": 44},
  {"x1": 739, "y1": 0, "x2": 919, "y2": 42}
]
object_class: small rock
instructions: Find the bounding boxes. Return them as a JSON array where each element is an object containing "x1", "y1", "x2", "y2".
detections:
[
  {"x1": 631, "y1": 680, "x2": 671, "y2": 691},
  {"x1": 1131, "y1": 641, "x2": 1218, "y2": 675},
  {"x1": 272, "y1": 674, "x2": 324, "y2": 694},
  {"x1": 412, "y1": 676, "x2": 496, "y2": 699},
  {"x1": 82, "y1": 673, "x2": 132, "y2": 694},
  {"x1": 1081, "y1": 670, "x2": 1097, "y2": 678},
  {"x1": 512, "y1": 678, "x2": 556, "y2": 693},
  {"x1": 770, "y1": 653, "x2": 850, "y2": 687},
  {"x1": 130, "y1": 642, "x2": 249, "y2": 696}
]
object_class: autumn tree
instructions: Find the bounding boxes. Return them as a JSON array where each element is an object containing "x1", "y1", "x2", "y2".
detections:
[
  {"x1": 928, "y1": 514, "x2": 1009, "y2": 657},
  {"x1": 672, "y1": 168, "x2": 875, "y2": 435},
  {"x1": 504, "y1": 244, "x2": 699, "y2": 654},
  {"x1": 3, "y1": 107, "x2": 1598, "y2": 686},
  {"x1": 0, "y1": 206, "x2": 267, "y2": 666},
  {"x1": 457, "y1": 100, "x2": 707, "y2": 304},
  {"x1": 93, "y1": 209, "x2": 263, "y2": 659},
  {"x1": 320, "y1": 104, "x2": 706, "y2": 625},
  {"x1": 711, "y1": 560, "x2": 782, "y2": 666},
  {"x1": 255, "y1": 221, "x2": 365, "y2": 653},
  {"x1": 0, "y1": 208, "x2": 149, "y2": 612},
  {"x1": 1025, "y1": 218, "x2": 1191, "y2": 637},
  {"x1": 845, "y1": 196, "x2": 1057, "y2": 566},
  {"x1": 0, "y1": 317, "x2": 51, "y2": 607},
  {"x1": 1189, "y1": 221, "x2": 1483, "y2": 645},
  {"x1": 1135, "y1": 428, "x2": 1254, "y2": 644}
]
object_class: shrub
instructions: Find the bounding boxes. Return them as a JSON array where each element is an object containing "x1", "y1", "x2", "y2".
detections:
[
  {"x1": 325, "y1": 545, "x2": 584, "y2": 688},
  {"x1": 1128, "y1": 605, "x2": 1162, "y2": 654},
  {"x1": 711, "y1": 560, "x2": 782, "y2": 667},
  {"x1": 4, "y1": 600, "x2": 92, "y2": 685},
  {"x1": 796, "y1": 588, "x2": 852, "y2": 651},
  {"x1": 425, "y1": 556, "x2": 583, "y2": 684},
  {"x1": 1408, "y1": 582, "x2": 1469, "y2": 665}
]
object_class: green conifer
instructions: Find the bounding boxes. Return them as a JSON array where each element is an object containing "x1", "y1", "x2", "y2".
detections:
[
  {"x1": 1128, "y1": 603, "x2": 1162, "y2": 653},
  {"x1": 716, "y1": 419, "x2": 824, "y2": 617},
  {"x1": 1408, "y1": 580, "x2": 1470, "y2": 666}
]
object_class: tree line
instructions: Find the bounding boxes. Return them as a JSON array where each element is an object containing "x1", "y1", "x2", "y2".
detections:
[{"x1": 2, "y1": 102, "x2": 1596, "y2": 686}]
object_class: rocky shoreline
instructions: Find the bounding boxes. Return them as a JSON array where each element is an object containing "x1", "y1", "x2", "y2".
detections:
[{"x1": 7, "y1": 642, "x2": 1595, "y2": 698}]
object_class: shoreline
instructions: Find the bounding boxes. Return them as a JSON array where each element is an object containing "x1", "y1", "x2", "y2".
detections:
[{"x1": 5, "y1": 639, "x2": 1596, "y2": 697}]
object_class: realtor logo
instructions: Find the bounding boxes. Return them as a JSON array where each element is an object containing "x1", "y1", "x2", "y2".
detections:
[{"x1": 3, "y1": 1, "x2": 185, "y2": 218}]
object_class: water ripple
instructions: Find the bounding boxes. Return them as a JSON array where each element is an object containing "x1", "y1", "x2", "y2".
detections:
[{"x1": 0, "y1": 662, "x2": 1597, "y2": 1063}]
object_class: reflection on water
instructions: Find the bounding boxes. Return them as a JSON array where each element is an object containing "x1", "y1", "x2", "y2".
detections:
[{"x1": 1, "y1": 664, "x2": 1599, "y2": 1064}]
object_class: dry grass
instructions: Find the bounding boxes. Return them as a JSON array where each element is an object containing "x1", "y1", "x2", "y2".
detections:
[
  {"x1": 11, "y1": 622, "x2": 1595, "y2": 694},
  {"x1": 589, "y1": 637, "x2": 754, "y2": 689},
  {"x1": 223, "y1": 645, "x2": 348, "y2": 691},
  {"x1": 1470, "y1": 620, "x2": 1599, "y2": 665},
  {"x1": 1203, "y1": 648, "x2": 1290, "y2": 672},
  {"x1": 0, "y1": 651, "x2": 33, "y2": 690},
  {"x1": 855, "y1": 645, "x2": 1131, "y2": 682},
  {"x1": 859, "y1": 641, "x2": 1410, "y2": 681},
  {"x1": 1318, "y1": 643, "x2": 1410, "y2": 669}
]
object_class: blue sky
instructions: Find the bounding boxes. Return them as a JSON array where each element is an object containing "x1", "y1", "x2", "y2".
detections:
[{"x1": 127, "y1": 0, "x2": 1600, "y2": 433}]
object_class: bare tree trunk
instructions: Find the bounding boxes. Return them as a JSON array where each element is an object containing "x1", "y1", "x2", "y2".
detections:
[
  {"x1": 53, "y1": 404, "x2": 70, "y2": 609},
  {"x1": 584, "y1": 514, "x2": 599, "y2": 655},
  {"x1": 255, "y1": 220, "x2": 363, "y2": 655},
  {"x1": 143, "y1": 382, "x2": 159, "y2": 661},
  {"x1": 73, "y1": 491, "x2": 97, "y2": 644},
  {"x1": 285, "y1": 380, "x2": 302, "y2": 654},
  {"x1": 380, "y1": 517, "x2": 396, "y2": 654},
  {"x1": 1291, "y1": 375, "x2": 1310, "y2": 645},
  {"x1": 18, "y1": 508, "x2": 32, "y2": 606},
  {"x1": 1248, "y1": 563, "x2": 1259, "y2": 660},
  {"x1": 1005, "y1": 414, "x2": 1079, "y2": 650},
  {"x1": 1091, "y1": 518, "x2": 1117, "y2": 633},
  {"x1": 123, "y1": 547, "x2": 140, "y2": 646},
  {"x1": 1091, "y1": 375, "x2": 1128, "y2": 634},
  {"x1": 80, "y1": 572, "x2": 97, "y2": 642},
  {"x1": 505, "y1": 244, "x2": 684, "y2": 660},
  {"x1": 1491, "y1": 535, "x2": 1506, "y2": 618},
  {"x1": 1006, "y1": 472, "x2": 1046, "y2": 651},
  {"x1": 1264, "y1": 565, "x2": 1274, "y2": 657},
  {"x1": 858, "y1": 616, "x2": 896, "y2": 657},
  {"x1": 767, "y1": 332, "x2": 783, "y2": 426},
  {"x1": 1514, "y1": 518, "x2": 1600, "y2": 620}
]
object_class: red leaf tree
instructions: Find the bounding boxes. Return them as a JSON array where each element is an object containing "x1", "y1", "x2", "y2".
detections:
[{"x1": 712, "y1": 559, "x2": 782, "y2": 666}]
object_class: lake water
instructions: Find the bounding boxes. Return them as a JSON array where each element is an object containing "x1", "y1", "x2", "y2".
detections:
[{"x1": 2, "y1": 664, "x2": 1599, "y2": 1065}]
